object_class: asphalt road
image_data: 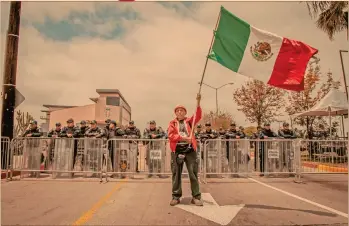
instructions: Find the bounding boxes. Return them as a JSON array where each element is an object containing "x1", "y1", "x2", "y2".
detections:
[{"x1": 1, "y1": 174, "x2": 348, "y2": 225}]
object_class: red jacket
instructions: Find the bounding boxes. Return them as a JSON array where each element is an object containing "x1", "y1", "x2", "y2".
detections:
[{"x1": 168, "y1": 106, "x2": 202, "y2": 152}]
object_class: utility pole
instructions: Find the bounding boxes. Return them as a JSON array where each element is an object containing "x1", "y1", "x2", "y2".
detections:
[{"x1": 1, "y1": 2, "x2": 22, "y2": 140}]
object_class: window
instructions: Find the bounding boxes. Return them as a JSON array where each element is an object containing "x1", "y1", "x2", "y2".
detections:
[{"x1": 106, "y1": 96, "x2": 120, "y2": 106}]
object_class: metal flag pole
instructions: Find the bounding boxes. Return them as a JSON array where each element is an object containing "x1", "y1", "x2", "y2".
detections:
[{"x1": 189, "y1": 8, "x2": 222, "y2": 140}]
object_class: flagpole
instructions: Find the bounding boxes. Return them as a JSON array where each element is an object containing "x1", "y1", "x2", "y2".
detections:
[{"x1": 189, "y1": 8, "x2": 222, "y2": 139}]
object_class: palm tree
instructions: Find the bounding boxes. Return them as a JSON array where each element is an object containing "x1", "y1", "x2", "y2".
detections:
[{"x1": 305, "y1": 1, "x2": 348, "y2": 40}]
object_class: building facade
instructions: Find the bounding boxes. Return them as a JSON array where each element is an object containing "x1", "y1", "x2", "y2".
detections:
[{"x1": 41, "y1": 89, "x2": 131, "y2": 131}]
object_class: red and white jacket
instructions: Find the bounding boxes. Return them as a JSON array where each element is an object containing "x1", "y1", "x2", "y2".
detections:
[{"x1": 167, "y1": 106, "x2": 202, "y2": 152}]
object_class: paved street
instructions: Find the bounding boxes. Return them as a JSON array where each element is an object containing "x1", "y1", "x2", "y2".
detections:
[{"x1": 1, "y1": 175, "x2": 348, "y2": 225}]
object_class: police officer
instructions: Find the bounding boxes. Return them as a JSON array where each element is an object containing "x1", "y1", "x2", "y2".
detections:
[
  {"x1": 143, "y1": 121, "x2": 165, "y2": 139},
  {"x1": 195, "y1": 124, "x2": 203, "y2": 139},
  {"x1": 143, "y1": 120, "x2": 166, "y2": 178},
  {"x1": 124, "y1": 121, "x2": 141, "y2": 172},
  {"x1": 252, "y1": 126, "x2": 262, "y2": 170},
  {"x1": 22, "y1": 120, "x2": 42, "y2": 137},
  {"x1": 59, "y1": 118, "x2": 80, "y2": 173},
  {"x1": 78, "y1": 120, "x2": 89, "y2": 138},
  {"x1": 278, "y1": 122, "x2": 297, "y2": 174},
  {"x1": 106, "y1": 120, "x2": 125, "y2": 175},
  {"x1": 125, "y1": 121, "x2": 141, "y2": 139},
  {"x1": 225, "y1": 123, "x2": 245, "y2": 177},
  {"x1": 259, "y1": 122, "x2": 278, "y2": 176},
  {"x1": 278, "y1": 122, "x2": 297, "y2": 139},
  {"x1": 218, "y1": 127, "x2": 227, "y2": 138},
  {"x1": 200, "y1": 122, "x2": 218, "y2": 140},
  {"x1": 60, "y1": 118, "x2": 80, "y2": 138},
  {"x1": 47, "y1": 122, "x2": 62, "y2": 138},
  {"x1": 85, "y1": 120, "x2": 105, "y2": 138},
  {"x1": 47, "y1": 122, "x2": 62, "y2": 163},
  {"x1": 104, "y1": 119, "x2": 111, "y2": 134}
]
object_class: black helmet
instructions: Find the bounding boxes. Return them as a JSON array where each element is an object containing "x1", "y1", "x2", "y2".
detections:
[{"x1": 205, "y1": 122, "x2": 211, "y2": 126}]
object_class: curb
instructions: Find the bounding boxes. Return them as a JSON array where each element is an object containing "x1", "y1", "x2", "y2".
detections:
[
  {"x1": 1, "y1": 171, "x2": 20, "y2": 179},
  {"x1": 318, "y1": 164, "x2": 348, "y2": 173}
]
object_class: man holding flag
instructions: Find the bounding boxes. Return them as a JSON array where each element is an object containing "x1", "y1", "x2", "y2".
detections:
[{"x1": 167, "y1": 93, "x2": 203, "y2": 206}]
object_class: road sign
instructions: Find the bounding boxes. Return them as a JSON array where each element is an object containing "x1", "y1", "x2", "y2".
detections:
[
  {"x1": 176, "y1": 193, "x2": 244, "y2": 225},
  {"x1": 14, "y1": 88, "x2": 25, "y2": 109}
]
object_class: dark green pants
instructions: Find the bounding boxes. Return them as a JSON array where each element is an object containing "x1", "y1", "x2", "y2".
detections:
[{"x1": 171, "y1": 151, "x2": 201, "y2": 200}]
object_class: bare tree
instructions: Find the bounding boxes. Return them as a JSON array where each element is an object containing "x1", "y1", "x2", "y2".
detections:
[
  {"x1": 14, "y1": 110, "x2": 33, "y2": 137},
  {"x1": 201, "y1": 109, "x2": 234, "y2": 130}
]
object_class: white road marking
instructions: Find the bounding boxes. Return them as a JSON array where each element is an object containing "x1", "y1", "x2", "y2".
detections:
[
  {"x1": 176, "y1": 193, "x2": 244, "y2": 225},
  {"x1": 248, "y1": 178, "x2": 348, "y2": 219}
]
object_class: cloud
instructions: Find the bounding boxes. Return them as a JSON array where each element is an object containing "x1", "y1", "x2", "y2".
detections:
[{"x1": 0, "y1": 2, "x2": 348, "y2": 132}]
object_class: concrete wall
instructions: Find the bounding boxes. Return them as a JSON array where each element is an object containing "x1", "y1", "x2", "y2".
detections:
[{"x1": 49, "y1": 104, "x2": 95, "y2": 129}]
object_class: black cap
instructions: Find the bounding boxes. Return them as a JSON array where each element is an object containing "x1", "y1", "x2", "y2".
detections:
[
  {"x1": 67, "y1": 118, "x2": 74, "y2": 123},
  {"x1": 264, "y1": 122, "x2": 270, "y2": 126},
  {"x1": 149, "y1": 120, "x2": 156, "y2": 124},
  {"x1": 80, "y1": 120, "x2": 86, "y2": 125},
  {"x1": 239, "y1": 126, "x2": 244, "y2": 129},
  {"x1": 283, "y1": 122, "x2": 289, "y2": 127},
  {"x1": 90, "y1": 120, "x2": 97, "y2": 124},
  {"x1": 110, "y1": 120, "x2": 117, "y2": 125},
  {"x1": 230, "y1": 123, "x2": 236, "y2": 126},
  {"x1": 30, "y1": 120, "x2": 37, "y2": 125},
  {"x1": 129, "y1": 120, "x2": 134, "y2": 125},
  {"x1": 197, "y1": 124, "x2": 202, "y2": 129},
  {"x1": 55, "y1": 122, "x2": 61, "y2": 126},
  {"x1": 205, "y1": 122, "x2": 211, "y2": 126},
  {"x1": 105, "y1": 119, "x2": 111, "y2": 124}
]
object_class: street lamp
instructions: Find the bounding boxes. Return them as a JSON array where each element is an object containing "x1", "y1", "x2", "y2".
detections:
[
  {"x1": 339, "y1": 50, "x2": 348, "y2": 138},
  {"x1": 198, "y1": 82, "x2": 234, "y2": 115}
]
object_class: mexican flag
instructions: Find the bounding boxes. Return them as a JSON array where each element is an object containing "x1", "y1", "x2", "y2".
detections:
[{"x1": 208, "y1": 6, "x2": 318, "y2": 91}]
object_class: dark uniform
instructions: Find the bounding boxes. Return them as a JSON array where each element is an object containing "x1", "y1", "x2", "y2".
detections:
[
  {"x1": 259, "y1": 122, "x2": 278, "y2": 176},
  {"x1": 78, "y1": 120, "x2": 89, "y2": 138},
  {"x1": 278, "y1": 122, "x2": 297, "y2": 172},
  {"x1": 47, "y1": 122, "x2": 62, "y2": 162},
  {"x1": 47, "y1": 122, "x2": 62, "y2": 137},
  {"x1": 143, "y1": 120, "x2": 166, "y2": 177},
  {"x1": 218, "y1": 127, "x2": 227, "y2": 139},
  {"x1": 59, "y1": 118, "x2": 80, "y2": 170},
  {"x1": 22, "y1": 120, "x2": 42, "y2": 137},
  {"x1": 124, "y1": 121, "x2": 141, "y2": 172},
  {"x1": 106, "y1": 120, "x2": 125, "y2": 171},
  {"x1": 252, "y1": 126, "x2": 262, "y2": 170},
  {"x1": 225, "y1": 123, "x2": 246, "y2": 176}
]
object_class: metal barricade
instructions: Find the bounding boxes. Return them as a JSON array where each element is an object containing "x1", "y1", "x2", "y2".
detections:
[
  {"x1": 105, "y1": 139, "x2": 138, "y2": 178},
  {"x1": 1, "y1": 137, "x2": 11, "y2": 179},
  {"x1": 202, "y1": 139, "x2": 251, "y2": 181},
  {"x1": 255, "y1": 139, "x2": 298, "y2": 177},
  {"x1": 9, "y1": 137, "x2": 104, "y2": 180},
  {"x1": 299, "y1": 139, "x2": 348, "y2": 174}
]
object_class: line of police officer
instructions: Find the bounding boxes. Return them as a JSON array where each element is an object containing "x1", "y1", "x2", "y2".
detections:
[
  {"x1": 22, "y1": 118, "x2": 166, "y2": 175},
  {"x1": 22, "y1": 118, "x2": 296, "y2": 176},
  {"x1": 193, "y1": 121, "x2": 297, "y2": 176}
]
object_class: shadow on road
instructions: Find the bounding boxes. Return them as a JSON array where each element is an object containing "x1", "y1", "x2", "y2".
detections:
[{"x1": 245, "y1": 204, "x2": 338, "y2": 217}]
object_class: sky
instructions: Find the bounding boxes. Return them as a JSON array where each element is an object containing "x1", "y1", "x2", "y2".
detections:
[{"x1": 0, "y1": 2, "x2": 348, "y2": 133}]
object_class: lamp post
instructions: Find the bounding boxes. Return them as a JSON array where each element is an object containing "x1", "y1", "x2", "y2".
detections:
[
  {"x1": 339, "y1": 50, "x2": 348, "y2": 137},
  {"x1": 199, "y1": 82, "x2": 234, "y2": 115}
]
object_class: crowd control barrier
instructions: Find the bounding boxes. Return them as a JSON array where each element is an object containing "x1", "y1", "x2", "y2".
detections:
[{"x1": 4, "y1": 137, "x2": 347, "y2": 183}]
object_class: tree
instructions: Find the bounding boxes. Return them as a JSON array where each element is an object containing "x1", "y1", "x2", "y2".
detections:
[
  {"x1": 233, "y1": 80, "x2": 286, "y2": 127},
  {"x1": 305, "y1": 1, "x2": 348, "y2": 40},
  {"x1": 286, "y1": 62, "x2": 341, "y2": 137},
  {"x1": 14, "y1": 110, "x2": 34, "y2": 137},
  {"x1": 200, "y1": 109, "x2": 234, "y2": 130}
]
